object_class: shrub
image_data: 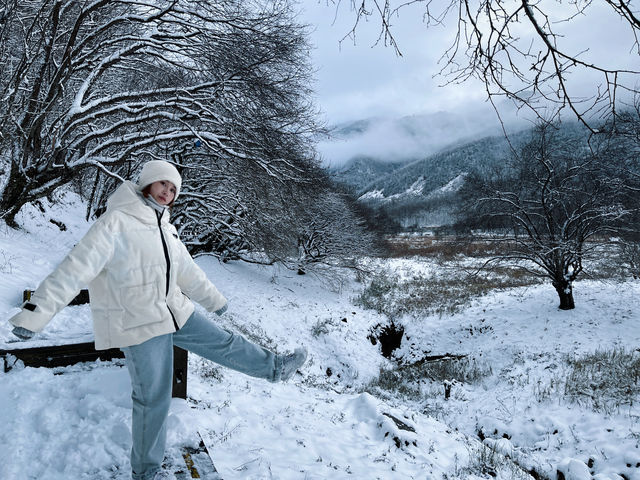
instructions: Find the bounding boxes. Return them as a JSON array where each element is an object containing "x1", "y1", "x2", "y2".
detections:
[
  {"x1": 311, "y1": 318, "x2": 335, "y2": 337},
  {"x1": 365, "y1": 356, "x2": 493, "y2": 401},
  {"x1": 366, "y1": 368, "x2": 423, "y2": 400},
  {"x1": 0, "y1": 249, "x2": 16, "y2": 274},
  {"x1": 190, "y1": 357, "x2": 224, "y2": 383},
  {"x1": 398, "y1": 356, "x2": 493, "y2": 385},
  {"x1": 450, "y1": 443, "x2": 534, "y2": 480},
  {"x1": 563, "y1": 347, "x2": 640, "y2": 413}
]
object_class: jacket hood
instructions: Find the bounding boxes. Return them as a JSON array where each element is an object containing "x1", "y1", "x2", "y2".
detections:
[{"x1": 106, "y1": 181, "x2": 168, "y2": 224}]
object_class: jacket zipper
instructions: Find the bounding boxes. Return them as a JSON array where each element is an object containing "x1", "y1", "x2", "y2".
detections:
[{"x1": 156, "y1": 211, "x2": 180, "y2": 331}]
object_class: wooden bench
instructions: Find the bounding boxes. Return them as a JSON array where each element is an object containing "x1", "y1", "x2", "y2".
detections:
[{"x1": 1, "y1": 289, "x2": 189, "y2": 399}]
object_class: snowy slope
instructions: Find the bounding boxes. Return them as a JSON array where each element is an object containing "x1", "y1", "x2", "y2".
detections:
[
  {"x1": 0, "y1": 192, "x2": 638, "y2": 480},
  {"x1": 395, "y1": 280, "x2": 640, "y2": 480},
  {"x1": 0, "y1": 193, "x2": 487, "y2": 480}
]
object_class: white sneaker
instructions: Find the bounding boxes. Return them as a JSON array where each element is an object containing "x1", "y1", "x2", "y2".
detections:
[{"x1": 281, "y1": 347, "x2": 308, "y2": 381}]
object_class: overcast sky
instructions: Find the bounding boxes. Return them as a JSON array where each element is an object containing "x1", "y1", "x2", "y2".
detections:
[
  {"x1": 301, "y1": 1, "x2": 639, "y2": 124},
  {"x1": 299, "y1": 1, "x2": 639, "y2": 166},
  {"x1": 301, "y1": 1, "x2": 488, "y2": 125},
  {"x1": 300, "y1": 1, "x2": 517, "y2": 165}
]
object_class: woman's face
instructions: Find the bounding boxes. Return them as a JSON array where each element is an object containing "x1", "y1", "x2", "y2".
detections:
[{"x1": 148, "y1": 180, "x2": 176, "y2": 205}]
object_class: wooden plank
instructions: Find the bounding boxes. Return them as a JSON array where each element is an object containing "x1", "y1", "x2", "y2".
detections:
[
  {"x1": 180, "y1": 433, "x2": 221, "y2": 479},
  {"x1": 172, "y1": 345, "x2": 188, "y2": 399},
  {"x1": 0, "y1": 342, "x2": 124, "y2": 372}
]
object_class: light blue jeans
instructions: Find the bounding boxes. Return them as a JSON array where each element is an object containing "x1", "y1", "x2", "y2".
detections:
[{"x1": 121, "y1": 310, "x2": 283, "y2": 480}]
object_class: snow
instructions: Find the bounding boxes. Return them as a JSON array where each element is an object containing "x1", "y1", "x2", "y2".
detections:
[
  {"x1": 557, "y1": 458, "x2": 593, "y2": 480},
  {"x1": 359, "y1": 173, "x2": 466, "y2": 205},
  {"x1": 0, "y1": 193, "x2": 638, "y2": 479},
  {"x1": 404, "y1": 176, "x2": 426, "y2": 196},
  {"x1": 358, "y1": 189, "x2": 385, "y2": 201},
  {"x1": 361, "y1": 177, "x2": 427, "y2": 204},
  {"x1": 436, "y1": 173, "x2": 467, "y2": 194}
]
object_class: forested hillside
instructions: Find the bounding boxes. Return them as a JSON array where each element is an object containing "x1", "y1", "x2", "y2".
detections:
[{"x1": 331, "y1": 122, "x2": 593, "y2": 229}]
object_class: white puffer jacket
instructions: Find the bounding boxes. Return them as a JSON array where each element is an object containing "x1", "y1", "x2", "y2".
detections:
[{"x1": 9, "y1": 181, "x2": 227, "y2": 350}]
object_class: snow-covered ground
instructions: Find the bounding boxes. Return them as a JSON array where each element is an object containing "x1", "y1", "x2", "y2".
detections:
[{"x1": 0, "y1": 191, "x2": 638, "y2": 480}]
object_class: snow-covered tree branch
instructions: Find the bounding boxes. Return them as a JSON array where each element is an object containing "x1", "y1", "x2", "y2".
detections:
[{"x1": 0, "y1": 0, "x2": 321, "y2": 231}]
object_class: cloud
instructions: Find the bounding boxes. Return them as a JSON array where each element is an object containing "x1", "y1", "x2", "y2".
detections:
[
  {"x1": 317, "y1": 103, "x2": 530, "y2": 167},
  {"x1": 318, "y1": 118, "x2": 432, "y2": 166},
  {"x1": 303, "y1": 1, "x2": 478, "y2": 124}
]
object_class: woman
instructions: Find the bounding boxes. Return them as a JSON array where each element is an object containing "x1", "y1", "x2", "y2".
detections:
[{"x1": 8, "y1": 160, "x2": 307, "y2": 480}]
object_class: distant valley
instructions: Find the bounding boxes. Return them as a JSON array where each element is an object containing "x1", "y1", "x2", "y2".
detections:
[{"x1": 328, "y1": 115, "x2": 588, "y2": 231}]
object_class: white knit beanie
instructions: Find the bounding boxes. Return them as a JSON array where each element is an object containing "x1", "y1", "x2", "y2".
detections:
[{"x1": 137, "y1": 160, "x2": 182, "y2": 199}]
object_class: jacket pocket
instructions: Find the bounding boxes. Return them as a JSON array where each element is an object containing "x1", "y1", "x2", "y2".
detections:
[
  {"x1": 169, "y1": 289, "x2": 191, "y2": 313},
  {"x1": 120, "y1": 282, "x2": 164, "y2": 330}
]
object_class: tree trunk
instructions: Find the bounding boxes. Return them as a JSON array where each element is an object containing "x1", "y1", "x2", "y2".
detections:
[
  {"x1": 0, "y1": 156, "x2": 71, "y2": 229},
  {"x1": 0, "y1": 162, "x2": 30, "y2": 228},
  {"x1": 553, "y1": 279, "x2": 575, "y2": 310}
]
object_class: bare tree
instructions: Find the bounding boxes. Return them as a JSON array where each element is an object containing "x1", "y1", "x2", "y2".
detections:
[
  {"x1": 335, "y1": 0, "x2": 640, "y2": 131},
  {"x1": 466, "y1": 122, "x2": 630, "y2": 309},
  {"x1": 0, "y1": 0, "x2": 321, "y2": 228},
  {"x1": 293, "y1": 187, "x2": 383, "y2": 273},
  {"x1": 0, "y1": 0, "x2": 386, "y2": 270},
  {"x1": 173, "y1": 156, "x2": 382, "y2": 269}
]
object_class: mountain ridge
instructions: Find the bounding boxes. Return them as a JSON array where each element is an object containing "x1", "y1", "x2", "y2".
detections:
[{"x1": 330, "y1": 120, "x2": 589, "y2": 230}]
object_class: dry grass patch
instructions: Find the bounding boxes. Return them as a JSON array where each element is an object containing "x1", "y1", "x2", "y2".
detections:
[
  {"x1": 365, "y1": 356, "x2": 493, "y2": 402},
  {"x1": 386, "y1": 235, "x2": 518, "y2": 260},
  {"x1": 355, "y1": 268, "x2": 539, "y2": 319},
  {"x1": 563, "y1": 348, "x2": 640, "y2": 413}
]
